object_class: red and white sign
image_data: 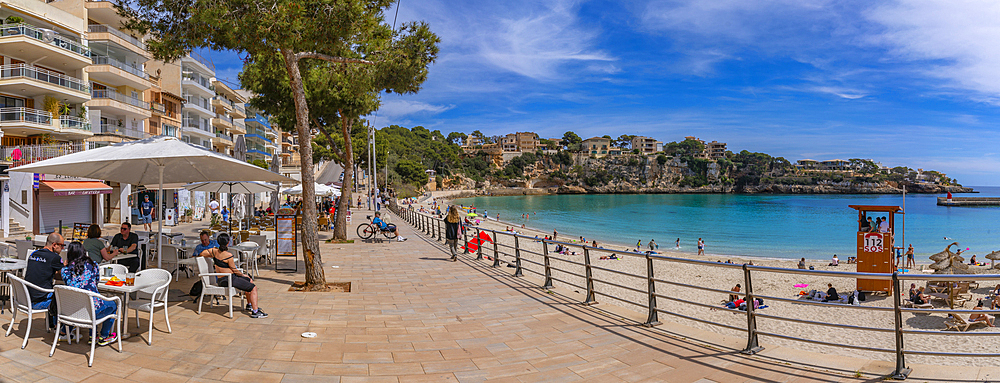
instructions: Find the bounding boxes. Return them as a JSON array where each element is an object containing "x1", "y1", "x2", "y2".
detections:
[{"x1": 864, "y1": 233, "x2": 884, "y2": 253}]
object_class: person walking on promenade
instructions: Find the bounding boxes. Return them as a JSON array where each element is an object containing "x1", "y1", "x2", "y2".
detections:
[
  {"x1": 140, "y1": 195, "x2": 154, "y2": 232},
  {"x1": 906, "y1": 244, "x2": 915, "y2": 269},
  {"x1": 445, "y1": 205, "x2": 461, "y2": 262},
  {"x1": 697, "y1": 238, "x2": 705, "y2": 256}
]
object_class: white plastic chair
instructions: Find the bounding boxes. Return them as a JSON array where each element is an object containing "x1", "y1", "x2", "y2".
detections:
[
  {"x1": 5, "y1": 273, "x2": 54, "y2": 349},
  {"x1": 248, "y1": 235, "x2": 268, "y2": 266},
  {"x1": 49, "y1": 285, "x2": 122, "y2": 366},
  {"x1": 195, "y1": 257, "x2": 243, "y2": 319},
  {"x1": 127, "y1": 269, "x2": 172, "y2": 345},
  {"x1": 237, "y1": 241, "x2": 259, "y2": 277},
  {"x1": 98, "y1": 264, "x2": 128, "y2": 280},
  {"x1": 159, "y1": 245, "x2": 183, "y2": 281}
]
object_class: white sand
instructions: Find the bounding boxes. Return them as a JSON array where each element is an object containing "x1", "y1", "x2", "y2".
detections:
[{"x1": 409, "y1": 201, "x2": 1000, "y2": 367}]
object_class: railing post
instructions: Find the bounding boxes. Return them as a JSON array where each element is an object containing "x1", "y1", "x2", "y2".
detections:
[
  {"x1": 583, "y1": 247, "x2": 597, "y2": 305},
  {"x1": 475, "y1": 228, "x2": 484, "y2": 260},
  {"x1": 492, "y1": 231, "x2": 500, "y2": 268},
  {"x1": 542, "y1": 241, "x2": 553, "y2": 289},
  {"x1": 643, "y1": 253, "x2": 660, "y2": 327},
  {"x1": 462, "y1": 223, "x2": 469, "y2": 253},
  {"x1": 513, "y1": 236, "x2": 523, "y2": 277},
  {"x1": 741, "y1": 264, "x2": 764, "y2": 354},
  {"x1": 437, "y1": 219, "x2": 442, "y2": 241},
  {"x1": 891, "y1": 272, "x2": 911, "y2": 380}
]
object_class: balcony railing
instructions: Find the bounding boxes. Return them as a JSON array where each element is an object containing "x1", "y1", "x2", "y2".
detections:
[
  {"x1": 216, "y1": 113, "x2": 233, "y2": 124},
  {"x1": 182, "y1": 71, "x2": 212, "y2": 90},
  {"x1": 233, "y1": 103, "x2": 246, "y2": 115},
  {"x1": 183, "y1": 94, "x2": 212, "y2": 111},
  {"x1": 0, "y1": 64, "x2": 90, "y2": 93},
  {"x1": 91, "y1": 55, "x2": 148, "y2": 79},
  {"x1": 1, "y1": 142, "x2": 98, "y2": 167},
  {"x1": 0, "y1": 23, "x2": 91, "y2": 58},
  {"x1": 87, "y1": 24, "x2": 145, "y2": 50},
  {"x1": 182, "y1": 118, "x2": 211, "y2": 132},
  {"x1": 150, "y1": 101, "x2": 166, "y2": 114},
  {"x1": 97, "y1": 123, "x2": 149, "y2": 139},
  {"x1": 92, "y1": 88, "x2": 150, "y2": 109},
  {"x1": 189, "y1": 52, "x2": 215, "y2": 72},
  {"x1": 60, "y1": 115, "x2": 92, "y2": 132},
  {"x1": 215, "y1": 133, "x2": 233, "y2": 143},
  {"x1": 0, "y1": 107, "x2": 52, "y2": 125}
]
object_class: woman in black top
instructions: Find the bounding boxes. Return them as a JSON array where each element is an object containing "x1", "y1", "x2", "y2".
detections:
[
  {"x1": 200, "y1": 233, "x2": 267, "y2": 318},
  {"x1": 444, "y1": 205, "x2": 461, "y2": 262}
]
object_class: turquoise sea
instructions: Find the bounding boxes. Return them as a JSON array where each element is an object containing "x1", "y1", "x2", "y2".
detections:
[{"x1": 455, "y1": 187, "x2": 1000, "y2": 263}]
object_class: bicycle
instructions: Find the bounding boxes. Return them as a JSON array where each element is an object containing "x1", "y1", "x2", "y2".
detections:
[{"x1": 356, "y1": 215, "x2": 398, "y2": 240}]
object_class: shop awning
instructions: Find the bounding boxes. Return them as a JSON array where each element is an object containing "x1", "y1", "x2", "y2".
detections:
[{"x1": 41, "y1": 181, "x2": 112, "y2": 196}]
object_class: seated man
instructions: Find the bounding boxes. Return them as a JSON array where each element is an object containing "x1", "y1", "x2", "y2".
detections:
[
  {"x1": 194, "y1": 231, "x2": 219, "y2": 257},
  {"x1": 372, "y1": 211, "x2": 406, "y2": 242},
  {"x1": 24, "y1": 233, "x2": 66, "y2": 332},
  {"x1": 109, "y1": 222, "x2": 141, "y2": 272},
  {"x1": 822, "y1": 283, "x2": 840, "y2": 302}
]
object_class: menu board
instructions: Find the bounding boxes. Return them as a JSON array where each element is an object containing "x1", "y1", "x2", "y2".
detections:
[{"x1": 274, "y1": 214, "x2": 298, "y2": 272}]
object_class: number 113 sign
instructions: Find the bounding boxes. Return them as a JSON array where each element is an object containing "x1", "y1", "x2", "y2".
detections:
[{"x1": 864, "y1": 233, "x2": 884, "y2": 253}]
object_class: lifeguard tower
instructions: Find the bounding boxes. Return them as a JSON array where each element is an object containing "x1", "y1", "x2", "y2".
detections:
[{"x1": 849, "y1": 205, "x2": 903, "y2": 292}]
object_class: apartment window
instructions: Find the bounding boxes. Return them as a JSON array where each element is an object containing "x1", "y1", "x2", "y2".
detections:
[{"x1": 0, "y1": 96, "x2": 25, "y2": 108}]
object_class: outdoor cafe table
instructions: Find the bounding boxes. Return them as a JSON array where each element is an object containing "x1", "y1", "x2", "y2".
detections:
[
  {"x1": 0, "y1": 259, "x2": 28, "y2": 313},
  {"x1": 97, "y1": 280, "x2": 156, "y2": 340}
]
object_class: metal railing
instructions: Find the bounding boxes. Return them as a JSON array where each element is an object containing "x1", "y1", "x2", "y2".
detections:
[
  {"x1": 215, "y1": 133, "x2": 233, "y2": 143},
  {"x1": 388, "y1": 202, "x2": 1000, "y2": 379},
  {"x1": 182, "y1": 117, "x2": 210, "y2": 132},
  {"x1": 0, "y1": 23, "x2": 91, "y2": 58},
  {"x1": 0, "y1": 64, "x2": 89, "y2": 93},
  {"x1": 182, "y1": 71, "x2": 212, "y2": 90},
  {"x1": 1, "y1": 142, "x2": 97, "y2": 167},
  {"x1": 87, "y1": 24, "x2": 145, "y2": 50},
  {"x1": 97, "y1": 123, "x2": 149, "y2": 139},
  {"x1": 188, "y1": 52, "x2": 215, "y2": 72},
  {"x1": 184, "y1": 94, "x2": 212, "y2": 112},
  {"x1": 60, "y1": 115, "x2": 91, "y2": 132},
  {"x1": 91, "y1": 88, "x2": 150, "y2": 109},
  {"x1": 91, "y1": 55, "x2": 148, "y2": 79},
  {"x1": 150, "y1": 101, "x2": 166, "y2": 114},
  {"x1": 0, "y1": 107, "x2": 52, "y2": 125},
  {"x1": 233, "y1": 103, "x2": 246, "y2": 116}
]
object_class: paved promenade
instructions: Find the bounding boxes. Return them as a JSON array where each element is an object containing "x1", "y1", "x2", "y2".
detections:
[{"x1": 0, "y1": 209, "x2": 971, "y2": 382}]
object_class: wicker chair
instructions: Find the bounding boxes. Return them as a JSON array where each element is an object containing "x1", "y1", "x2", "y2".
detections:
[
  {"x1": 127, "y1": 269, "x2": 172, "y2": 345},
  {"x1": 49, "y1": 285, "x2": 122, "y2": 366},
  {"x1": 98, "y1": 264, "x2": 128, "y2": 280},
  {"x1": 5, "y1": 273, "x2": 54, "y2": 349}
]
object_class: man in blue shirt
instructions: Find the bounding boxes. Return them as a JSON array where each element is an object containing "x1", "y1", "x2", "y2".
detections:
[
  {"x1": 372, "y1": 211, "x2": 406, "y2": 242},
  {"x1": 195, "y1": 231, "x2": 219, "y2": 257},
  {"x1": 140, "y1": 195, "x2": 154, "y2": 232}
]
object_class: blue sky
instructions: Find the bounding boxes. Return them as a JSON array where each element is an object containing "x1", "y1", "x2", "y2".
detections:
[{"x1": 199, "y1": 0, "x2": 1000, "y2": 186}]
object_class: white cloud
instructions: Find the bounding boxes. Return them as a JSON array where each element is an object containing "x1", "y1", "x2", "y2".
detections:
[
  {"x1": 809, "y1": 86, "x2": 867, "y2": 99},
  {"x1": 378, "y1": 100, "x2": 454, "y2": 118},
  {"x1": 868, "y1": 1, "x2": 1000, "y2": 98}
]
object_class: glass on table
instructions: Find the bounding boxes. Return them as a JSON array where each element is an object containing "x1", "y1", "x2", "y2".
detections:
[{"x1": 126, "y1": 273, "x2": 136, "y2": 286}]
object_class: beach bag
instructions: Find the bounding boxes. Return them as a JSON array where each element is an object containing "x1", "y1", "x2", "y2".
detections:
[
  {"x1": 847, "y1": 294, "x2": 855, "y2": 305},
  {"x1": 189, "y1": 280, "x2": 203, "y2": 297},
  {"x1": 808, "y1": 266, "x2": 815, "y2": 270},
  {"x1": 858, "y1": 291, "x2": 867, "y2": 302}
]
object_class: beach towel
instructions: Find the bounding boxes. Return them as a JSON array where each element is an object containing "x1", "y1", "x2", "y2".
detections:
[{"x1": 794, "y1": 284, "x2": 808, "y2": 288}]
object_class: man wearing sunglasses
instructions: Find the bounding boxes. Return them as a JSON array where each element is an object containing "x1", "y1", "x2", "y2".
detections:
[
  {"x1": 24, "y1": 233, "x2": 66, "y2": 330},
  {"x1": 109, "y1": 222, "x2": 140, "y2": 272}
]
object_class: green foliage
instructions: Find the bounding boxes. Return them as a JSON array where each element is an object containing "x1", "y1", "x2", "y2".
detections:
[
  {"x1": 395, "y1": 160, "x2": 428, "y2": 186},
  {"x1": 539, "y1": 138, "x2": 556, "y2": 150},
  {"x1": 447, "y1": 132, "x2": 467, "y2": 145},
  {"x1": 562, "y1": 131, "x2": 582, "y2": 152},
  {"x1": 519, "y1": 151, "x2": 537, "y2": 164},
  {"x1": 687, "y1": 158, "x2": 711, "y2": 177},
  {"x1": 615, "y1": 134, "x2": 636, "y2": 149},
  {"x1": 664, "y1": 138, "x2": 705, "y2": 157},
  {"x1": 553, "y1": 151, "x2": 573, "y2": 166},
  {"x1": 848, "y1": 158, "x2": 878, "y2": 174},
  {"x1": 583, "y1": 170, "x2": 609, "y2": 186},
  {"x1": 656, "y1": 154, "x2": 668, "y2": 165},
  {"x1": 679, "y1": 175, "x2": 708, "y2": 187},
  {"x1": 248, "y1": 159, "x2": 269, "y2": 169}
]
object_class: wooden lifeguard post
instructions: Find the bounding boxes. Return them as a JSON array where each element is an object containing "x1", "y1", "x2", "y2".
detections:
[{"x1": 849, "y1": 205, "x2": 903, "y2": 292}]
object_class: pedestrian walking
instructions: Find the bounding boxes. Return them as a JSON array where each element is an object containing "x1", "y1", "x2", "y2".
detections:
[{"x1": 445, "y1": 205, "x2": 462, "y2": 262}]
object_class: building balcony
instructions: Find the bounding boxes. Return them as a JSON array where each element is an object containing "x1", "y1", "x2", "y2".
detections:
[
  {"x1": 1, "y1": 142, "x2": 98, "y2": 168},
  {"x1": 231, "y1": 118, "x2": 246, "y2": 134},
  {"x1": 0, "y1": 23, "x2": 92, "y2": 69},
  {"x1": 87, "y1": 24, "x2": 147, "y2": 56},
  {"x1": 181, "y1": 120, "x2": 214, "y2": 140},
  {"x1": 150, "y1": 101, "x2": 166, "y2": 115},
  {"x1": 89, "y1": 55, "x2": 150, "y2": 89},
  {"x1": 231, "y1": 103, "x2": 246, "y2": 118},
  {"x1": 85, "y1": 0, "x2": 128, "y2": 26},
  {"x1": 182, "y1": 52, "x2": 215, "y2": 74},
  {"x1": 87, "y1": 89, "x2": 152, "y2": 119},
  {"x1": 94, "y1": 123, "x2": 148, "y2": 139},
  {"x1": 214, "y1": 133, "x2": 233, "y2": 147},
  {"x1": 0, "y1": 64, "x2": 91, "y2": 103},
  {"x1": 211, "y1": 114, "x2": 233, "y2": 130},
  {"x1": 211, "y1": 96, "x2": 233, "y2": 111},
  {"x1": 181, "y1": 71, "x2": 214, "y2": 96},
  {"x1": 0, "y1": 107, "x2": 58, "y2": 137},
  {"x1": 60, "y1": 115, "x2": 93, "y2": 138},
  {"x1": 183, "y1": 94, "x2": 214, "y2": 117}
]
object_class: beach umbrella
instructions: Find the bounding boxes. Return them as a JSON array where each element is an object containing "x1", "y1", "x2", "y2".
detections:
[
  {"x1": 8, "y1": 136, "x2": 294, "y2": 268},
  {"x1": 928, "y1": 242, "x2": 970, "y2": 274},
  {"x1": 184, "y1": 181, "x2": 282, "y2": 233},
  {"x1": 985, "y1": 250, "x2": 1000, "y2": 269},
  {"x1": 283, "y1": 183, "x2": 340, "y2": 197}
]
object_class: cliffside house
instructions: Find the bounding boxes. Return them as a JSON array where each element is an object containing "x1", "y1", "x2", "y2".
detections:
[
  {"x1": 582, "y1": 137, "x2": 612, "y2": 158},
  {"x1": 683, "y1": 136, "x2": 728, "y2": 159},
  {"x1": 501, "y1": 132, "x2": 540, "y2": 152},
  {"x1": 631, "y1": 136, "x2": 664, "y2": 155}
]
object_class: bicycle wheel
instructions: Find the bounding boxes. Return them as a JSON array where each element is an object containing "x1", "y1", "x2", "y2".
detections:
[
  {"x1": 382, "y1": 228, "x2": 398, "y2": 239},
  {"x1": 356, "y1": 223, "x2": 375, "y2": 239}
]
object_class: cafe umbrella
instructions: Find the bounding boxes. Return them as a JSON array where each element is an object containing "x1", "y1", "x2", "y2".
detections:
[
  {"x1": 183, "y1": 181, "x2": 282, "y2": 233},
  {"x1": 8, "y1": 136, "x2": 294, "y2": 268}
]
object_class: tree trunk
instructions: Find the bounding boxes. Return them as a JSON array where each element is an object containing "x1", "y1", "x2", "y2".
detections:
[
  {"x1": 333, "y1": 115, "x2": 353, "y2": 241},
  {"x1": 281, "y1": 48, "x2": 326, "y2": 287}
]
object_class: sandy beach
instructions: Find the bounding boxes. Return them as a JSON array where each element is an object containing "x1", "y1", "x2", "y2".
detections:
[{"x1": 406, "y1": 199, "x2": 1000, "y2": 367}]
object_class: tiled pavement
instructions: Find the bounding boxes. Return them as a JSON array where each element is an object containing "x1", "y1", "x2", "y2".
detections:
[{"x1": 0, "y1": 209, "x2": 942, "y2": 382}]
